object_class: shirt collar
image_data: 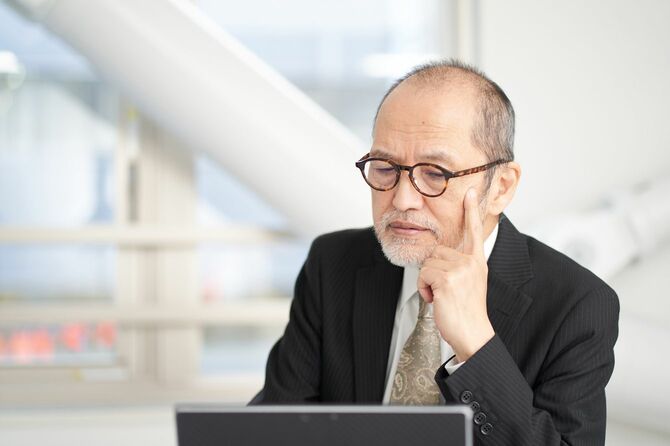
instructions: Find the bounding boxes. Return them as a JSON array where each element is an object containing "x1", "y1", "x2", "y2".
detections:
[{"x1": 400, "y1": 222, "x2": 499, "y2": 307}]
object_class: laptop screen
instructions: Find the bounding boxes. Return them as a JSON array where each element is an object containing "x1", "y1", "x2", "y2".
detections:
[{"x1": 176, "y1": 405, "x2": 472, "y2": 446}]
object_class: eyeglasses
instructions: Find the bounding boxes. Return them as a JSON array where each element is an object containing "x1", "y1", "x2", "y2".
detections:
[{"x1": 355, "y1": 153, "x2": 509, "y2": 198}]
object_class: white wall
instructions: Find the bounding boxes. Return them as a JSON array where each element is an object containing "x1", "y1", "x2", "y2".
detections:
[{"x1": 478, "y1": 0, "x2": 670, "y2": 227}]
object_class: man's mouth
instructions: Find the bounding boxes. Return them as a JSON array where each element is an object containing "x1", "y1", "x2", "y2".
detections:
[{"x1": 388, "y1": 220, "x2": 429, "y2": 236}]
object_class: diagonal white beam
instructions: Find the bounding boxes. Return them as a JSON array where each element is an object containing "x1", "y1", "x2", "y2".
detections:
[{"x1": 9, "y1": 0, "x2": 370, "y2": 236}]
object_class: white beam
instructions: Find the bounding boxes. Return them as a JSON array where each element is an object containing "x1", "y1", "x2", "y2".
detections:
[
  {"x1": 9, "y1": 0, "x2": 370, "y2": 237},
  {"x1": 0, "y1": 225, "x2": 290, "y2": 245}
]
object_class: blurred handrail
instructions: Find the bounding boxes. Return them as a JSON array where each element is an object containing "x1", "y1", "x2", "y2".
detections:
[
  {"x1": 0, "y1": 299, "x2": 291, "y2": 326},
  {"x1": 0, "y1": 224, "x2": 292, "y2": 245}
]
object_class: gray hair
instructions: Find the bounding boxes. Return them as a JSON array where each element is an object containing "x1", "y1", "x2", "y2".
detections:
[{"x1": 373, "y1": 59, "x2": 515, "y2": 186}]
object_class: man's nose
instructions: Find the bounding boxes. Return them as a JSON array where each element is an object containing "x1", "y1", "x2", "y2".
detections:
[{"x1": 391, "y1": 172, "x2": 424, "y2": 211}]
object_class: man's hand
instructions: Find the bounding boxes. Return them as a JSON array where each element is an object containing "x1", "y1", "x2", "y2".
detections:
[{"x1": 417, "y1": 187, "x2": 495, "y2": 363}]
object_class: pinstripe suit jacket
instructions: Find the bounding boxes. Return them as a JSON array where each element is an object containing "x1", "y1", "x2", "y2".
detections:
[{"x1": 253, "y1": 215, "x2": 619, "y2": 446}]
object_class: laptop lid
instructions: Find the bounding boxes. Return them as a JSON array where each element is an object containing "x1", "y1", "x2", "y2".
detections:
[{"x1": 176, "y1": 404, "x2": 472, "y2": 446}]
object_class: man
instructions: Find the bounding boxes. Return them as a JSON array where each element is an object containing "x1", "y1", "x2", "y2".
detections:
[{"x1": 252, "y1": 60, "x2": 619, "y2": 446}]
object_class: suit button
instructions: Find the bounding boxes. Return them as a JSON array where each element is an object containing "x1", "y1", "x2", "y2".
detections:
[
  {"x1": 481, "y1": 422, "x2": 494, "y2": 436},
  {"x1": 469, "y1": 401, "x2": 480, "y2": 412},
  {"x1": 460, "y1": 390, "x2": 473, "y2": 404},
  {"x1": 473, "y1": 412, "x2": 487, "y2": 425}
]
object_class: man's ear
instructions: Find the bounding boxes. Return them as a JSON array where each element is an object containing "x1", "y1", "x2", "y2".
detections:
[{"x1": 486, "y1": 162, "x2": 521, "y2": 216}]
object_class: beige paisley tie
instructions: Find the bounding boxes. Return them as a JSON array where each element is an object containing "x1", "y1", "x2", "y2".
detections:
[{"x1": 389, "y1": 294, "x2": 442, "y2": 405}]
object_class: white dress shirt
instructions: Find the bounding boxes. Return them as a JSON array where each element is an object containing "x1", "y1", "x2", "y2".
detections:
[{"x1": 382, "y1": 223, "x2": 499, "y2": 404}]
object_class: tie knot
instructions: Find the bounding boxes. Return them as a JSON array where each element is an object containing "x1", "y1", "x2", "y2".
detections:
[{"x1": 418, "y1": 295, "x2": 432, "y2": 319}]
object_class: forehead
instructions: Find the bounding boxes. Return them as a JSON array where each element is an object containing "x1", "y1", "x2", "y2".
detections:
[
  {"x1": 369, "y1": 147, "x2": 457, "y2": 166},
  {"x1": 372, "y1": 81, "x2": 479, "y2": 164}
]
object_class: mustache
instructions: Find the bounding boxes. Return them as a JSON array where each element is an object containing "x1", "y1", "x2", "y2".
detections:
[{"x1": 377, "y1": 210, "x2": 443, "y2": 239}]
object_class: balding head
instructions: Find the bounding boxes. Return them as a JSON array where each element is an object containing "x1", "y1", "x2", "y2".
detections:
[{"x1": 374, "y1": 59, "x2": 515, "y2": 184}]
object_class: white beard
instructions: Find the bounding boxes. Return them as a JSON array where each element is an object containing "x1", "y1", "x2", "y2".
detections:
[
  {"x1": 379, "y1": 239, "x2": 434, "y2": 267},
  {"x1": 373, "y1": 210, "x2": 443, "y2": 267}
]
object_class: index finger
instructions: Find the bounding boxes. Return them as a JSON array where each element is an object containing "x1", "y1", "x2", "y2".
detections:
[{"x1": 462, "y1": 187, "x2": 485, "y2": 257}]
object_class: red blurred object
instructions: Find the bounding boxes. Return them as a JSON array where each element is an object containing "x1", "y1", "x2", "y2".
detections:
[
  {"x1": 0, "y1": 334, "x2": 6, "y2": 360},
  {"x1": 94, "y1": 322, "x2": 116, "y2": 348},
  {"x1": 9, "y1": 330, "x2": 33, "y2": 364},
  {"x1": 33, "y1": 329, "x2": 54, "y2": 361},
  {"x1": 60, "y1": 323, "x2": 86, "y2": 352}
]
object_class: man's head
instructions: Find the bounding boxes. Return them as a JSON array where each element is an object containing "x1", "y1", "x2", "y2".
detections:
[{"x1": 369, "y1": 59, "x2": 521, "y2": 267}]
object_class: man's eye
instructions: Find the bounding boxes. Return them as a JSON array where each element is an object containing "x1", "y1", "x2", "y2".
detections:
[
  {"x1": 373, "y1": 167, "x2": 395, "y2": 175},
  {"x1": 423, "y1": 171, "x2": 445, "y2": 181}
]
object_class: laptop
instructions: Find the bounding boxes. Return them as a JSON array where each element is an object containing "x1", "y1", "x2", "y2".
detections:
[{"x1": 176, "y1": 404, "x2": 472, "y2": 446}]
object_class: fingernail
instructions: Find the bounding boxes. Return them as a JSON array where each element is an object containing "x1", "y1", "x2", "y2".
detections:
[{"x1": 467, "y1": 188, "x2": 476, "y2": 200}]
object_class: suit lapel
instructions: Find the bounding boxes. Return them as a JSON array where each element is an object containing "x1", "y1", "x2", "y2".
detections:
[
  {"x1": 486, "y1": 215, "x2": 534, "y2": 345},
  {"x1": 352, "y1": 260, "x2": 403, "y2": 403},
  {"x1": 486, "y1": 274, "x2": 532, "y2": 347}
]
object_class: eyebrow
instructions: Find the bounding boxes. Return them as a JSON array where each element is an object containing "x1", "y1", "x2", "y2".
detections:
[{"x1": 369, "y1": 148, "x2": 456, "y2": 166}]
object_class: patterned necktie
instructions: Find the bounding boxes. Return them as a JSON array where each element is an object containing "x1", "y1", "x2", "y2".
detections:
[{"x1": 389, "y1": 294, "x2": 442, "y2": 405}]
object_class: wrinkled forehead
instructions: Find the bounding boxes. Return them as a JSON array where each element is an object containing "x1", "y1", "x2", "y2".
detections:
[{"x1": 369, "y1": 146, "x2": 458, "y2": 166}]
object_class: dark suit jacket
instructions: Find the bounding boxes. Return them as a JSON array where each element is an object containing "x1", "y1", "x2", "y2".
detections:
[{"x1": 252, "y1": 215, "x2": 619, "y2": 446}]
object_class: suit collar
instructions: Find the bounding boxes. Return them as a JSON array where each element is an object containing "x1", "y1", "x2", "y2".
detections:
[
  {"x1": 488, "y1": 214, "x2": 534, "y2": 288},
  {"x1": 486, "y1": 214, "x2": 534, "y2": 346}
]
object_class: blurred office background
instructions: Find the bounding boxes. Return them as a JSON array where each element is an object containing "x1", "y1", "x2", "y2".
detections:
[{"x1": 0, "y1": 0, "x2": 669, "y2": 445}]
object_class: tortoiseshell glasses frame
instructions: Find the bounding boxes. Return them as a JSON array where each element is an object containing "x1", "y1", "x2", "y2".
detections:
[{"x1": 355, "y1": 153, "x2": 510, "y2": 198}]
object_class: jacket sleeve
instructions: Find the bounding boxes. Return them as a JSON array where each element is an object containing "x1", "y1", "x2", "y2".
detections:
[
  {"x1": 435, "y1": 286, "x2": 619, "y2": 446},
  {"x1": 250, "y1": 240, "x2": 323, "y2": 404}
]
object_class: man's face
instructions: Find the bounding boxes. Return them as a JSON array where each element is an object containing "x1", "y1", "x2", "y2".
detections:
[{"x1": 371, "y1": 81, "x2": 489, "y2": 267}]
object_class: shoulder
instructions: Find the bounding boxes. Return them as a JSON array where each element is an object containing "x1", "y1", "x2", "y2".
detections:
[
  {"x1": 494, "y1": 215, "x2": 618, "y2": 316},
  {"x1": 300, "y1": 227, "x2": 389, "y2": 293},
  {"x1": 521, "y1": 231, "x2": 619, "y2": 317},
  {"x1": 528, "y1": 234, "x2": 616, "y2": 289},
  {"x1": 309, "y1": 227, "x2": 380, "y2": 264}
]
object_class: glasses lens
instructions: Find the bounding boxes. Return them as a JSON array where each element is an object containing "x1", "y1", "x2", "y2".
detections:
[
  {"x1": 363, "y1": 159, "x2": 397, "y2": 190},
  {"x1": 413, "y1": 164, "x2": 447, "y2": 196}
]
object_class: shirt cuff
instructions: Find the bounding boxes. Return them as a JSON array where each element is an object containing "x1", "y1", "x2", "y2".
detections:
[{"x1": 443, "y1": 355, "x2": 465, "y2": 375}]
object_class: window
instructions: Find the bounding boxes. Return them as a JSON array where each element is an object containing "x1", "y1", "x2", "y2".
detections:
[
  {"x1": 197, "y1": 0, "x2": 451, "y2": 140},
  {"x1": 0, "y1": 2, "x2": 121, "y2": 373},
  {"x1": 196, "y1": 156, "x2": 308, "y2": 376},
  {"x1": 0, "y1": 0, "x2": 451, "y2": 404}
]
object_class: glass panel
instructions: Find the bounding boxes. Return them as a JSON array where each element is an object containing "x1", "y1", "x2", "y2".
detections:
[
  {"x1": 0, "y1": 245, "x2": 115, "y2": 304},
  {"x1": 201, "y1": 325, "x2": 283, "y2": 376},
  {"x1": 0, "y1": 1, "x2": 117, "y2": 227},
  {"x1": 0, "y1": 322, "x2": 118, "y2": 367},
  {"x1": 200, "y1": 240, "x2": 308, "y2": 302},
  {"x1": 197, "y1": 0, "x2": 450, "y2": 140},
  {"x1": 196, "y1": 155, "x2": 287, "y2": 229},
  {"x1": 197, "y1": 155, "x2": 308, "y2": 302}
]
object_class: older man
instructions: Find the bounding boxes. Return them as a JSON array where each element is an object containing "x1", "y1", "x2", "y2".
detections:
[{"x1": 253, "y1": 60, "x2": 619, "y2": 446}]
